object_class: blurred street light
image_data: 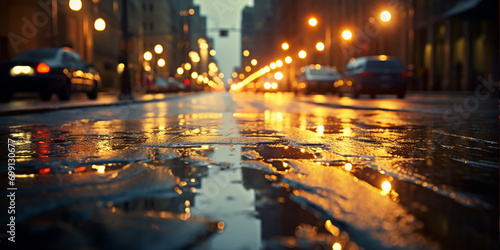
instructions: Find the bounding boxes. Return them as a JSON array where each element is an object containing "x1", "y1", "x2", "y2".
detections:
[
  {"x1": 184, "y1": 63, "x2": 192, "y2": 70},
  {"x1": 177, "y1": 67, "x2": 184, "y2": 75},
  {"x1": 270, "y1": 62, "x2": 277, "y2": 69},
  {"x1": 276, "y1": 60, "x2": 283, "y2": 67},
  {"x1": 316, "y1": 42, "x2": 325, "y2": 51},
  {"x1": 154, "y1": 44, "x2": 163, "y2": 54},
  {"x1": 245, "y1": 66, "x2": 251, "y2": 72},
  {"x1": 274, "y1": 72, "x2": 283, "y2": 80},
  {"x1": 380, "y1": 11, "x2": 391, "y2": 22},
  {"x1": 69, "y1": 0, "x2": 82, "y2": 11},
  {"x1": 342, "y1": 30, "x2": 352, "y2": 40},
  {"x1": 94, "y1": 18, "x2": 106, "y2": 31},
  {"x1": 281, "y1": 42, "x2": 289, "y2": 50},
  {"x1": 308, "y1": 17, "x2": 318, "y2": 27},
  {"x1": 285, "y1": 56, "x2": 292, "y2": 64},
  {"x1": 243, "y1": 50, "x2": 250, "y2": 57},
  {"x1": 143, "y1": 51, "x2": 152, "y2": 61},
  {"x1": 157, "y1": 58, "x2": 165, "y2": 67},
  {"x1": 219, "y1": 73, "x2": 224, "y2": 78},
  {"x1": 251, "y1": 59, "x2": 258, "y2": 66},
  {"x1": 210, "y1": 49, "x2": 216, "y2": 56},
  {"x1": 191, "y1": 72, "x2": 198, "y2": 79},
  {"x1": 298, "y1": 50, "x2": 307, "y2": 59}
]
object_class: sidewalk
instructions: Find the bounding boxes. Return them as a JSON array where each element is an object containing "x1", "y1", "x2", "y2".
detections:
[{"x1": 0, "y1": 91, "x2": 202, "y2": 116}]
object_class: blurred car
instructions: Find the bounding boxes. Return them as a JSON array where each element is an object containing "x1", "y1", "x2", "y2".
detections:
[
  {"x1": 294, "y1": 65, "x2": 341, "y2": 95},
  {"x1": 337, "y1": 55, "x2": 408, "y2": 99},
  {"x1": 0, "y1": 47, "x2": 101, "y2": 102}
]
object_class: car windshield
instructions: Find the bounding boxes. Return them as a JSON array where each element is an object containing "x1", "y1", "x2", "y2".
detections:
[
  {"x1": 366, "y1": 60, "x2": 404, "y2": 70},
  {"x1": 310, "y1": 67, "x2": 337, "y2": 76},
  {"x1": 13, "y1": 49, "x2": 58, "y2": 60}
]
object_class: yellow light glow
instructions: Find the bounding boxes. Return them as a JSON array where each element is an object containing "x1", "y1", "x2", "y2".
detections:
[
  {"x1": 245, "y1": 66, "x2": 251, "y2": 72},
  {"x1": 184, "y1": 63, "x2": 192, "y2": 70},
  {"x1": 317, "y1": 125, "x2": 324, "y2": 135},
  {"x1": 143, "y1": 51, "x2": 152, "y2": 61},
  {"x1": 285, "y1": 56, "x2": 292, "y2": 64},
  {"x1": 379, "y1": 55, "x2": 388, "y2": 61},
  {"x1": 308, "y1": 17, "x2": 318, "y2": 27},
  {"x1": 239, "y1": 73, "x2": 245, "y2": 80},
  {"x1": 154, "y1": 44, "x2": 163, "y2": 54},
  {"x1": 298, "y1": 50, "x2": 307, "y2": 59},
  {"x1": 342, "y1": 30, "x2": 352, "y2": 40},
  {"x1": 264, "y1": 82, "x2": 271, "y2": 89},
  {"x1": 189, "y1": 8, "x2": 195, "y2": 15},
  {"x1": 316, "y1": 42, "x2": 325, "y2": 51},
  {"x1": 177, "y1": 67, "x2": 184, "y2": 75},
  {"x1": 210, "y1": 49, "x2": 216, "y2": 56},
  {"x1": 382, "y1": 181, "x2": 392, "y2": 192},
  {"x1": 94, "y1": 18, "x2": 106, "y2": 31},
  {"x1": 200, "y1": 43, "x2": 209, "y2": 50},
  {"x1": 344, "y1": 163, "x2": 352, "y2": 171},
  {"x1": 380, "y1": 11, "x2": 391, "y2": 22},
  {"x1": 191, "y1": 72, "x2": 198, "y2": 79},
  {"x1": 232, "y1": 72, "x2": 238, "y2": 78},
  {"x1": 230, "y1": 84, "x2": 237, "y2": 91},
  {"x1": 264, "y1": 66, "x2": 270, "y2": 72},
  {"x1": 251, "y1": 59, "x2": 258, "y2": 66},
  {"x1": 218, "y1": 73, "x2": 224, "y2": 78},
  {"x1": 117, "y1": 63, "x2": 125, "y2": 74},
  {"x1": 203, "y1": 77, "x2": 209, "y2": 83},
  {"x1": 274, "y1": 72, "x2": 283, "y2": 80},
  {"x1": 271, "y1": 82, "x2": 278, "y2": 89},
  {"x1": 144, "y1": 65, "x2": 151, "y2": 71},
  {"x1": 243, "y1": 50, "x2": 250, "y2": 57},
  {"x1": 333, "y1": 242, "x2": 342, "y2": 250},
  {"x1": 275, "y1": 60, "x2": 283, "y2": 67},
  {"x1": 157, "y1": 58, "x2": 165, "y2": 67},
  {"x1": 281, "y1": 42, "x2": 289, "y2": 50},
  {"x1": 69, "y1": 0, "x2": 82, "y2": 11},
  {"x1": 270, "y1": 62, "x2": 276, "y2": 69}
]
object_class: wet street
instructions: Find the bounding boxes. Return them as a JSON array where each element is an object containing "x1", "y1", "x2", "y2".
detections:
[{"x1": 0, "y1": 92, "x2": 498, "y2": 249}]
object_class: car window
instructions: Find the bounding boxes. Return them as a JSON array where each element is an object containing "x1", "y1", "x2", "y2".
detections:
[
  {"x1": 13, "y1": 49, "x2": 58, "y2": 60},
  {"x1": 70, "y1": 53, "x2": 86, "y2": 68}
]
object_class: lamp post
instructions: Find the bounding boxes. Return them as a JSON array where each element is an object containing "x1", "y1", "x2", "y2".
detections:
[{"x1": 119, "y1": 0, "x2": 134, "y2": 101}]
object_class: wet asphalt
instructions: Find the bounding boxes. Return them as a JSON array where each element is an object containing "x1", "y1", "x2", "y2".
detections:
[{"x1": 0, "y1": 92, "x2": 498, "y2": 249}]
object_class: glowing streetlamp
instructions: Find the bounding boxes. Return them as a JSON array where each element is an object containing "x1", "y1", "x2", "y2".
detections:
[
  {"x1": 281, "y1": 42, "x2": 289, "y2": 50},
  {"x1": 380, "y1": 11, "x2": 391, "y2": 22},
  {"x1": 276, "y1": 60, "x2": 283, "y2": 67},
  {"x1": 69, "y1": 0, "x2": 82, "y2": 11},
  {"x1": 308, "y1": 17, "x2": 318, "y2": 27},
  {"x1": 210, "y1": 49, "x2": 216, "y2": 56},
  {"x1": 191, "y1": 72, "x2": 198, "y2": 79},
  {"x1": 251, "y1": 59, "x2": 258, "y2": 66},
  {"x1": 177, "y1": 67, "x2": 184, "y2": 75},
  {"x1": 184, "y1": 63, "x2": 192, "y2": 70},
  {"x1": 298, "y1": 50, "x2": 307, "y2": 59},
  {"x1": 342, "y1": 30, "x2": 352, "y2": 40},
  {"x1": 157, "y1": 58, "x2": 165, "y2": 67},
  {"x1": 143, "y1": 51, "x2": 152, "y2": 61},
  {"x1": 316, "y1": 42, "x2": 325, "y2": 51},
  {"x1": 94, "y1": 18, "x2": 106, "y2": 31},
  {"x1": 285, "y1": 56, "x2": 292, "y2": 64},
  {"x1": 154, "y1": 44, "x2": 163, "y2": 54},
  {"x1": 243, "y1": 50, "x2": 250, "y2": 57}
]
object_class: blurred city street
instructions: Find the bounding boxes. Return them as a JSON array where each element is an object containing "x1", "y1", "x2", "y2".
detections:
[{"x1": 0, "y1": 0, "x2": 498, "y2": 249}]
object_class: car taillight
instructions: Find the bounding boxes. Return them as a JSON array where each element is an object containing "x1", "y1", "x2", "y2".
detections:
[
  {"x1": 398, "y1": 71, "x2": 408, "y2": 77},
  {"x1": 36, "y1": 62, "x2": 50, "y2": 73},
  {"x1": 359, "y1": 71, "x2": 374, "y2": 77}
]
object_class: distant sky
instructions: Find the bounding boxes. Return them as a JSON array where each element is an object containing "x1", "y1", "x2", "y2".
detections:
[{"x1": 194, "y1": 0, "x2": 253, "y2": 84}]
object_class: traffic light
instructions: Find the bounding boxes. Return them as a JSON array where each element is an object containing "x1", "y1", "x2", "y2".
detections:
[{"x1": 220, "y1": 29, "x2": 228, "y2": 37}]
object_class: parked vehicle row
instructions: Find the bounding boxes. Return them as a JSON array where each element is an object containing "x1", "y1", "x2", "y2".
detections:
[{"x1": 291, "y1": 55, "x2": 408, "y2": 99}]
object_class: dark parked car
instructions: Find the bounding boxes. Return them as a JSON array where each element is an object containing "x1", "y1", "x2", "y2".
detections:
[
  {"x1": 338, "y1": 56, "x2": 408, "y2": 99},
  {"x1": 294, "y1": 65, "x2": 341, "y2": 95},
  {"x1": 0, "y1": 47, "x2": 101, "y2": 102}
]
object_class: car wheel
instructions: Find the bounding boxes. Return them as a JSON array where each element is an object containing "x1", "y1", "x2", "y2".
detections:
[
  {"x1": 40, "y1": 91, "x2": 52, "y2": 101},
  {"x1": 87, "y1": 80, "x2": 98, "y2": 100},
  {"x1": 397, "y1": 92, "x2": 406, "y2": 99},
  {"x1": 0, "y1": 91, "x2": 13, "y2": 103},
  {"x1": 370, "y1": 94, "x2": 376, "y2": 99},
  {"x1": 58, "y1": 80, "x2": 71, "y2": 101}
]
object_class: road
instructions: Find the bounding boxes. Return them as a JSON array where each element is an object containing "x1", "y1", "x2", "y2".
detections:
[{"x1": 0, "y1": 92, "x2": 498, "y2": 249}]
